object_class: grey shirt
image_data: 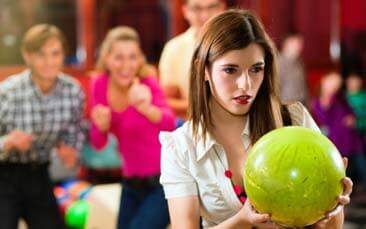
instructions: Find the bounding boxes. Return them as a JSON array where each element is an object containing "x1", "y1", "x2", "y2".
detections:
[{"x1": 278, "y1": 55, "x2": 308, "y2": 106}]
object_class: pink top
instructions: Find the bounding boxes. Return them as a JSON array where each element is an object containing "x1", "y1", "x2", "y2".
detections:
[{"x1": 89, "y1": 74, "x2": 176, "y2": 177}]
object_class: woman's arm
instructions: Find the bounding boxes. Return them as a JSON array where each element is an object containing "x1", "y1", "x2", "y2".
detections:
[
  {"x1": 135, "y1": 103, "x2": 164, "y2": 123},
  {"x1": 210, "y1": 199, "x2": 275, "y2": 229},
  {"x1": 130, "y1": 77, "x2": 176, "y2": 128},
  {"x1": 168, "y1": 196, "x2": 200, "y2": 229},
  {"x1": 168, "y1": 197, "x2": 275, "y2": 229},
  {"x1": 88, "y1": 77, "x2": 110, "y2": 150}
]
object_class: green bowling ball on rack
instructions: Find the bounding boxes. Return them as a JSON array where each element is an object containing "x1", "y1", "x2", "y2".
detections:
[{"x1": 65, "y1": 200, "x2": 90, "y2": 229}]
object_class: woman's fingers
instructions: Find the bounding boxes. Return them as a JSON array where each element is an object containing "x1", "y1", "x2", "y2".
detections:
[
  {"x1": 326, "y1": 205, "x2": 343, "y2": 218},
  {"x1": 342, "y1": 177, "x2": 353, "y2": 196},
  {"x1": 342, "y1": 157, "x2": 348, "y2": 169}
]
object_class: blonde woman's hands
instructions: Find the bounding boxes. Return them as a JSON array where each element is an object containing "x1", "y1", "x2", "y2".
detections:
[
  {"x1": 91, "y1": 104, "x2": 111, "y2": 133},
  {"x1": 128, "y1": 79, "x2": 152, "y2": 111}
]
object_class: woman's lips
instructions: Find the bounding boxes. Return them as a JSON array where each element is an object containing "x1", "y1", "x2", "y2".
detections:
[{"x1": 233, "y1": 95, "x2": 252, "y2": 105}]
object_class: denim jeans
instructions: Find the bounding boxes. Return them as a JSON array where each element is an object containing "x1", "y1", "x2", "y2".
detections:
[{"x1": 117, "y1": 181, "x2": 170, "y2": 229}]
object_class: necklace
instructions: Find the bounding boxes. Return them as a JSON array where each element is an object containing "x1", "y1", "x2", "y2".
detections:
[{"x1": 213, "y1": 146, "x2": 247, "y2": 204}]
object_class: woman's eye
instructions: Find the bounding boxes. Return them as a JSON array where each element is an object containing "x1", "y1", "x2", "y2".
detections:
[
  {"x1": 223, "y1": 67, "x2": 237, "y2": 74},
  {"x1": 250, "y1": 66, "x2": 264, "y2": 73}
]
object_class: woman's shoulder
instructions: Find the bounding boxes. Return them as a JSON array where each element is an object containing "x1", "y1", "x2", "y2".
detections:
[
  {"x1": 286, "y1": 102, "x2": 305, "y2": 116},
  {"x1": 90, "y1": 73, "x2": 108, "y2": 85},
  {"x1": 140, "y1": 75, "x2": 159, "y2": 86},
  {"x1": 285, "y1": 102, "x2": 308, "y2": 124},
  {"x1": 88, "y1": 74, "x2": 108, "y2": 94},
  {"x1": 160, "y1": 122, "x2": 193, "y2": 147},
  {"x1": 285, "y1": 102, "x2": 320, "y2": 131}
]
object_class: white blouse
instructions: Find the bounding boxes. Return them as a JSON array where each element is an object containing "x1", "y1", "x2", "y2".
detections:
[{"x1": 159, "y1": 102, "x2": 320, "y2": 228}]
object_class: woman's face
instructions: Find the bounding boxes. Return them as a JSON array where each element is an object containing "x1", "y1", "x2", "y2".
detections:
[
  {"x1": 208, "y1": 43, "x2": 265, "y2": 116},
  {"x1": 321, "y1": 73, "x2": 342, "y2": 97},
  {"x1": 104, "y1": 40, "x2": 142, "y2": 88},
  {"x1": 23, "y1": 37, "x2": 64, "y2": 82}
]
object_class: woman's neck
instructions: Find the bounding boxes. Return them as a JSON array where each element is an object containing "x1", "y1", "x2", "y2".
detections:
[
  {"x1": 108, "y1": 77, "x2": 129, "y2": 92},
  {"x1": 209, "y1": 99, "x2": 247, "y2": 144},
  {"x1": 107, "y1": 77, "x2": 129, "y2": 111}
]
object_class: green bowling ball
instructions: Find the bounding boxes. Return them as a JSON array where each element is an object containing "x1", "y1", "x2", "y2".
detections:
[
  {"x1": 243, "y1": 127, "x2": 345, "y2": 227},
  {"x1": 65, "y1": 200, "x2": 90, "y2": 229}
]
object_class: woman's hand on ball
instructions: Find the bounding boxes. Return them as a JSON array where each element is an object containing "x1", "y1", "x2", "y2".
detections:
[
  {"x1": 337, "y1": 158, "x2": 352, "y2": 206},
  {"x1": 338, "y1": 177, "x2": 353, "y2": 205},
  {"x1": 239, "y1": 199, "x2": 280, "y2": 229},
  {"x1": 313, "y1": 177, "x2": 353, "y2": 228}
]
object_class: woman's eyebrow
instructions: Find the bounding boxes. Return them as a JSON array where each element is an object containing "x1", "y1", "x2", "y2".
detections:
[
  {"x1": 219, "y1": 63, "x2": 239, "y2": 67},
  {"x1": 219, "y1": 61, "x2": 265, "y2": 67},
  {"x1": 252, "y1": 61, "x2": 265, "y2": 67}
]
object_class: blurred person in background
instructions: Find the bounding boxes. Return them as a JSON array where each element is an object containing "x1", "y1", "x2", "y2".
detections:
[
  {"x1": 89, "y1": 26, "x2": 175, "y2": 229},
  {"x1": 159, "y1": 0, "x2": 226, "y2": 118},
  {"x1": 345, "y1": 73, "x2": 366, "y2": 146},
  {"x1": 278, "y1": 32, "x2": 309, "y2": 107},
  {"x1": 0, "y1": 24, "x2": 85, "y2": 229},
  {"x1": 311, "y1": 72, "x2": 366, "y2": 192}
]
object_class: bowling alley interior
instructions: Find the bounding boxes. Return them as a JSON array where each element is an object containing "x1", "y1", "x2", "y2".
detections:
[{"x1": 0, "y1": 0, "x2": 365, "y2": 228}]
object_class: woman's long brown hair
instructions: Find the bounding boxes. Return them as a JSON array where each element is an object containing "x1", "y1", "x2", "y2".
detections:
[{"x1": 189, "y1": 9, "x2": 289, "y2": 144}]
